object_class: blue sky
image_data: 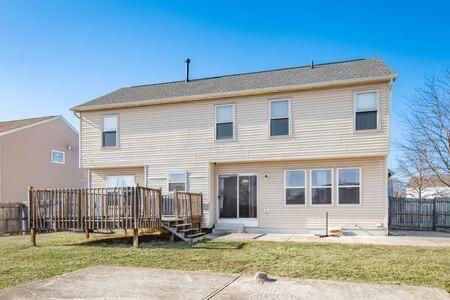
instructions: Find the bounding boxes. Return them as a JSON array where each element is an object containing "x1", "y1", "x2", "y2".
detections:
[{"x1": 0, "y1": 0, "x2": 449, "y2": 167}]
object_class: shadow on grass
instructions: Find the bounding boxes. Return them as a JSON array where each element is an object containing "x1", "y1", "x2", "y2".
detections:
[{"x1": 66, "y1": 233, "x2": 246, "y2": 250}]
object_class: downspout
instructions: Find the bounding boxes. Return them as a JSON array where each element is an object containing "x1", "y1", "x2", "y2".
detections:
[{"x1": 385, "y1": 77, "x2": 395, "y2": 235}]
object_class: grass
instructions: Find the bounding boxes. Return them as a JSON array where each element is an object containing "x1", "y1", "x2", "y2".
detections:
[{"x1": 0, "y1": 232, "x2": 449, "y2": 291}]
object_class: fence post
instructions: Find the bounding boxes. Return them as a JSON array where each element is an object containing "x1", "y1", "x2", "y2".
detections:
[
  {"x1": 432, "y1": 198, "x2": 436, "y2": 231},
  {"x1": 28, "y1": 186, "x2": 36, "y2": 246}
]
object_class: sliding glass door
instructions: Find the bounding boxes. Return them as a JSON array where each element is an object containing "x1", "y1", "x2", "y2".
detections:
[{"x1": 219, "y1": 174, "x2": 257, "y2": 220}]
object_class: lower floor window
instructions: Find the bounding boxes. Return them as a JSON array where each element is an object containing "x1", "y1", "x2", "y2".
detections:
[
  {"x1": 106, "y1": 175, "x2": 136, "y2": 188},
  {"x1": 311, "y1": 169, "x2": 332, "y2": 205},
  {"x1": 168, "y1": 172, "x2": 187, "y2": 192},
  {"x1": 338, "y1": 168, "x2": 361, "y2": 204},
  {"x1": 285, "y1": 170, "x2": 305, "y2": 205}
]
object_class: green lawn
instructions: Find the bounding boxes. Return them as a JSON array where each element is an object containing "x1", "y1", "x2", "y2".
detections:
[{"x1": 0, "y1": 232, "x2": 449, "y2": 291}]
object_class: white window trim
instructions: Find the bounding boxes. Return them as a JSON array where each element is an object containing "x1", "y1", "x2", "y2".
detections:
[
  {"x1": 268, "y1": 98, "x2": 292, "y2": 138},
  {"x1": 310, "y1": 168, "x2": 333, "y2": 206},
  {"x1": 101, "y1": 114, "x2": 119, "y2": 149},
  {"x1": 51, "y1": 149, "x2": 65, "y2": 164},
  {"x1": 214, "y1": 104, "x2": 236, "y2": 142},
  {"x1": 337, "y1": 167, "x2": 362, "y2": 206},
  {"x1": 106, "y1": 175, "x2": 136, "y2": 188},
  {"x1": 353, "y1": 90, "x2": 380, "y2": 132},
  {"x1": 167, "y1": 171, "x2": 188, "y2": 192},
  {"x1": 284, "y1": 169, "x2": 306, "y2": 206}
]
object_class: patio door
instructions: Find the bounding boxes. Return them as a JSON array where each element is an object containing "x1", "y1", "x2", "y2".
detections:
[{"x1": 218, "y1": 174, "x2": 257, "y2": 224}]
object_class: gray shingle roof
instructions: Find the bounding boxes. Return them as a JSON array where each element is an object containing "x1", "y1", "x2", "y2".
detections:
[
  {"x1": 73, "y1": 58, "x2": 395, "y2": 111},
  {"x1": 0, "y1": 116, "x2": 55, "y2": 133}
]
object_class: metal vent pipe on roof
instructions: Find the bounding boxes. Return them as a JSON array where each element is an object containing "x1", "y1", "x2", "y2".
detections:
[{"x1": 185, "y1": 58, "x2": 191, "y2": 82}]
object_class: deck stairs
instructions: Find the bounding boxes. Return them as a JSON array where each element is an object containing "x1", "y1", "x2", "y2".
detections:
[{"x1": 162, "y1": 216, "x2": 206, "y2": 243}]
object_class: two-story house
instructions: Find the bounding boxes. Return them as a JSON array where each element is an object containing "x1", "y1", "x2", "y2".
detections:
[{"x1": 72, "y1": 58, "x2": 396, "y2": 235}]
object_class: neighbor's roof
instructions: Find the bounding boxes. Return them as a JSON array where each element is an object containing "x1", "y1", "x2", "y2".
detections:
[
  {"x1": 73, "y1": 58, "x2": 396, "y2": 111},
  {"x1": 0, "y1": 116, "x2": 56, "y2": 133}
]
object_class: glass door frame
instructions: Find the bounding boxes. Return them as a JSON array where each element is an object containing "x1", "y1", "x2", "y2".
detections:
[{"x1": 217, "y1": 173, "x2": 258, "y2": 227}]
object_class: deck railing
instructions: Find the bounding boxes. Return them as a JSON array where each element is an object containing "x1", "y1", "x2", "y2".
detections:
[
  {"x1": 28, "y1": 186, "x2": 163, "y2": 232},
  {"x1": 28, "y1": 186, "x2": 203, "y2": 246}
]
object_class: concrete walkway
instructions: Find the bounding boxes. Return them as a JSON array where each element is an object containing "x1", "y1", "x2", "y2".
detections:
[
  {"x1": 0, "y1": 266, "x2": 448, "y2": 299},
  {"x1": 209, "y1": 232, "x2": 450, "y2": 247}
]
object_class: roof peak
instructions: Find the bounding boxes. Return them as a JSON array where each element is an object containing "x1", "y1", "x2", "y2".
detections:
[
  {"x1": 129, "y1": 58, "x2": 367, "y2": 89},
  {"x1": 73, "y1": 57, "x2": 395, "y2": 111},
  {"x1": 0, "y1": 115, "x2": 56, "y2": 124}
]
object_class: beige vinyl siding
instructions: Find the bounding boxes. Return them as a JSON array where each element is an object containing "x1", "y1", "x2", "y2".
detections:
[
  {"x1": 80, "y1": 82, "x2": 391, "y2": 227},
  {"x1": 89, "y1": 167, "x2": 145, "y2": 188},
  {"x1": 214, "y1": 156, "x2": 386, "y2": 231}
]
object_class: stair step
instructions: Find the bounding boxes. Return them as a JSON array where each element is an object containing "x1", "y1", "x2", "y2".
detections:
[
  {"x1": 178, "y1": 228, "x2": 198, "y2": 233},
  {"x1": 162, "y1": 216, "x2": 185, "y2": 222},
  {"x1": 175, "y1": 223, "x2": 192, "y2": 227},
  {"x1": 186, "y1": 232, "x2": 206, "y2": 238}
]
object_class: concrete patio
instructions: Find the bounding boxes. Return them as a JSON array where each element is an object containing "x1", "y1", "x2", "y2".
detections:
[
  {"x1": 0, "y1": 266, "x2": 448, "y2": 299},
  {"x1": 209, "y1": 231, "x2": 450, "y2": 247}
]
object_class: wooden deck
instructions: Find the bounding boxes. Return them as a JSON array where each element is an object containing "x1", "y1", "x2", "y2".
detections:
[{"x1": 28, "y1": 186, "x2": 204, "y2": 246}]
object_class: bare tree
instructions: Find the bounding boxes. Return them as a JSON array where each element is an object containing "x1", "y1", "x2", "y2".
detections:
[
  {"x1": 398, "y1": 67, "x2": 450, "y2": 188},
  {"x1": 396, "y1": 151, "x2": 430, "y2": 198}
]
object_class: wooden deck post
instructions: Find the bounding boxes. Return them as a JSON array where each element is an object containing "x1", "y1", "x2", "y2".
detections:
[
  {"x1": 31, "y1": 228, "x2": 37, "y2": 246},
  {"x1": 133, "y1": 228, "x2": 139, "y2": 248},
  {"x1": 85, "y1": 228, "x2": 90, "y2": 239}
]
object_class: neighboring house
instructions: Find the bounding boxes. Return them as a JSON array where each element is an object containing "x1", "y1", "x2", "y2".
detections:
[
  {"x1": 388, "y1": 170, "x2": 406, "y2": 197},
  {"x1": 406, "y1": 175, "x2": 450, "y2": 199},
  {"x1": 0, "y1": 116, "x2": 86, "y2": 204},
  {"x1": 72, "y1": 58, "x2": 396, "y2": 235},
  {"x1": 388, "y1": 177, "x2": 406, "y2": 197}
]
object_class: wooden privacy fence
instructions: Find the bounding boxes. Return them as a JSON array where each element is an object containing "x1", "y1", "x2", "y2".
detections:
[
  {"x1": 389, "y1": 197, "x2": 450, "y2": 231},
  {"x1": 0, "y1": 203, "x2": 27, "y2": 235}
]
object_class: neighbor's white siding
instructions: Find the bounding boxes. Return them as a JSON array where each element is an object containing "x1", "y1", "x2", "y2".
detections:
[{"x1": 80, "y1": 82, "x2": 391, "y2": 227}]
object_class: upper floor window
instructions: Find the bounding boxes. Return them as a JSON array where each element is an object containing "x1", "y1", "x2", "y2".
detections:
[
  {"x1": 107, "y1": 175, "x2": 136, "y2": 188},
  {"x1": 355, "y1": 91, "x2": 378, "y2": 130},
  {"x1": 285, "y1": 170, "x2": 306, "y2": 205},
  {"x1": 51, "y1": 150, "x2": 65, "y2": 164},
  {"x1": 270, "y1": 99, "x2": 290, "y2": 136},
  {"x1": 215, "y1": 104, "x2": 234, "y2": 140},
  {"x1": 168, "y1": 172, "x2": 187, "y2": 192},
  {"x1": 102, "y1": 115, "x2": 118, "y2": 147},
  {"x1": 311, "y1": 169, "x2": 332, "y2": 205},
  {"x1": 338, "y1": 168, "x2": 361, "y2": 204}
]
